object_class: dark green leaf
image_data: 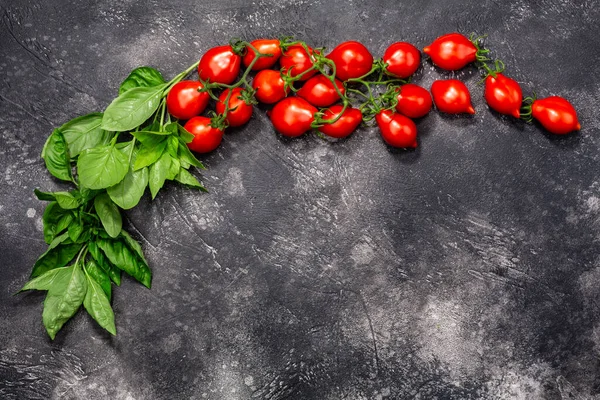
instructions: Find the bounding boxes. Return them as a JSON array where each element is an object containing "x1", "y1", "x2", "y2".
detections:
[
  {"x1": 119, "y1": 66, "x2": 165, "y2": 95},
  {"x1": 148, "y1": 152, "x2": 171, "y2": 199},
  {"x1": 20, "y1": 267, "x2": 66, "y2": 292},
  {"x1": 78, "y1": 188, "x2": 100, "y2": 202},
  {"x1": 119, "y1": 230, "x2": 148, "y2": 265},
  {"x1": 59, "y1": 113, "x2": 114, "y2": 157},
  {"x1": 175, "y1": 168, "x2": 207, "y2": 191},
  {"x1": 34, "y1": 189, "x2": 57, "y2": 202},
  {"x1": 178, "y1": 140, "x2": 205, "y2": 169},
  {"x1": 96, "y1": 238, "x2": 152, "y2": 288},
  {"x1": 77, "y1": 144, "x2": 129, "y2": 189},
  {"x1": 94, "y1": 192, "x2": 122, "y2": 238},
  {"x1": 83, "y1": 263, "x2": 116, "y2": 335},
  {"x1": 101, "y1": 84, "x2": 167, "y2": 132},
  {"x1": 107, "y1": 144, "x2": 149, "y2": 210},
  {"x1": 31, "y1": 234, "x2": 83, "y2": 278},
  {"x1": 84, "y1": 260, "x2": 111, "y2": 300},
  {"x1": 41, "y1": 129, "x2": 73, "y2": 182},
  {"x1": 68, "y1": 216, "x2": 84, "y2": 242},
  {"x1": 132, "y1": 138, "x2": 167, "y2": 171},
  {"x1": 88, "y1": 241, "x2": 121, "y2": 286},
  {"x1": 42, "y1": 202, "x2": 70, "y2": 244}
]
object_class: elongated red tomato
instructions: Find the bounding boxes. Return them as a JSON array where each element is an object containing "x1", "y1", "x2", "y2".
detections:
[
  {"x1": 269, "y1": 97, "x2": 317, "y2": 137},
  {"x1": 280, "y1": 45, "x2": 317, "y2": 81},
  {"x1": 395, "y1": 84, "x2": 432, "y2": 119},
  {"x1": 243, "y1": 39, "x2": 282, "y2": 70},
  {"x1": 326, "y1": 41, "x2": 373, "y2": 81},
  {"x1": 484, "y1": 73, "x2": 522, "y2": 118},
  {"x1": 431, "y1": 80, "x2": 475, "y2": 114},
  {"x1": 198, "y1": 45, "x2": 241, "y2": 84},
  {"x1": 376, "y1": 110, "x2": 418, "y2": 148},
  {"x1": 166, "y1": 80, "x2": 210, "y2": 120},
  {"x1": 215, "y1": 88, "x2": 253, "y2": 127},
  {"x1": 252, "y1": 69, "x2": 288, "y2": 104},
  {"x1": 297, "y1": 75, "x2": 345, "y2": 107},
  {"x1": 383, "y1": 42, "x2": 421, "y2": 79},
  {"x1": 423, "y1": 33, "x2": 477, "y2": 70},
  {"x1": 184, "y1": 116, "x2": 224, "y2": 153},
  {"x1": 531, "y1": 96, "x2": 580, "y2": 135},
  {"x1": 318, "y1": 105, "x2": 362, "y2": 138}
]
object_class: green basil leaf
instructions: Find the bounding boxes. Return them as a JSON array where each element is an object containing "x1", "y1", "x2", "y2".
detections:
[
  {"x1": 175, "y1": 168, "x2": 207, "y2": 191},
  {"x1": 19, "y1": 267, "x2": 67, "y2": 292},
  {"x1": 42, "y1": 202, "x2": 68, "y2": 244},
  {"x1": 84, "y1": 260, "x2": 111, "y2": 300},
  {"x1": 83, "y1": 263, "x2": 116, "y2": 335},
  {"x1": 167, "y1": 157, "x2": 180, "y2": 180},
  {"x1": 107, "y1": 144, "x2": 149, "y2": 210},
  {"x1": 178, "y1": 140, "x2": 205, "y2": 169},
  {"x1": 59, "y1": 113, "x2": 114, "y2": 157},
  {"x1": 77, "y1": 144, "x2": 129, "y2": 189},
  {"x1": 133, "y1": 139, "x2": 167, "y2": 171},
  {"x1": 54, "y1": 192, "x2": 81, "y2": 210},
  {"x1": 94, "y1": 192, "x2": 122, "y2": 238},
  {"x1": 31, "y1": 234, "x2": 83, "y2": 278},
  {"x1": 68, "y1": 216, "x2": 84, "y2": 242},
  {"x1": 34, "y1": 189, "x2": 57, "y2": 202},
  {"x1": 167, "y1": 135, "x2": 179, "y2": 158},
  {"x1": 119, "y1": 230, "x2": 148, "y2": 265},
  {"x1": 96, "y1": 238, "x2": 152, "y2": 288},
  {"x1": 119, "y1": 66, "x2": 165, "y2": 95},
  {"x1": 178, "y1": 124, "x2": 195, "y2": 144},
  {"x1": 132, "y1": 131, "x2": 172, "y2": 144},
  {"x1": 88, "y1": 241, "x2": 121, "y2": 286},
  {"x1": 41, "y1": 129, "x2": 73, "y2": 182},
  {"x1": 148, "y1": 152, "x2": 171, "y2": 199},
  {"x1": 78, "y1": 188, "x2": 100, "y2": 202},
  {"x1": 101, "y1": 84, "x2": 167, "y2": 132}
]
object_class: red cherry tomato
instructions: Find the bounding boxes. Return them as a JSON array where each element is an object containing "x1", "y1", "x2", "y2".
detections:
[
  {"x1": 297, "y1": 75, "x2": 345, "y2": 107},
  {"x1": 431, "y1": 79, "x2": 475, "y2": 114},
  {"x1": 166, "y1": 80, "x2": 210, "y2": 120},
  {"x1": 423, "y1": 33, "x2": 477, "y2": 70},
  {"x1": 531, "y1": 96, "x2": 580, "y2": 135},
  {"x1": 198, "y1": 45, "x2": 241, "y2": 85},
  {"x1": 243, "y1": 39, "x2": 282, "y2": 71},
  {"x1": 280, "y1": 45, "x2": 317, "y2": 81},
  {"x1": 318, "y1": 105, "x2": 362, "y2": 139},
  {"x1": 326, "y1": 41, "x2": 374, "y2": 81},
  {"x1": 269, "y1": 97, "x2": 317, "y2": 137},
  {"x1": 484, "y1": 73, "x2": 523, "y2": 118},
  {"x1": 395, "y1": 84, "x2": 432, "y2": 119},
  {"x1": 215, "y1": 87, "x2": 253, "y2": 127},
  {"x1": 383, "y1": 42, "x2": 421, "y2": 79},
  {"x1": 375, "y1": 110, "x2": 418, "y2": 148},
  {"x1": 183, "y1": 116, "x2": 224, "y2": 153},
  {"x1": 252, "y1": 69, "x2": 289, "y2": 104}
]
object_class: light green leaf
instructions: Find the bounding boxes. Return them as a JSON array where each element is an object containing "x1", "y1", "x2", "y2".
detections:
[
  {"x1": 59, "y1": 113, "x2": 114, "y2": 157},
  {"x1": 54, "y1": 192, "x2": 80, "y2": 210},
  {"x1": 101, "y1": 84, "x2": 167, "y2": 132},
  {"x1": 107, "y1": 142, "x2": 149, "y2": 209},
  {"x1": 83, "y1": 263, "x2": 116, "y2": 335},
  {"x1": 31, "y1": 233, "x2": 83, "y2": 278},
  {"x1": 178, "y1": 140, "x2": 205, "y2": 169},
  {"x1": 67, "y1": 216, "x2": 84, "y2": 242},
  {"x1": 77, "y1": 144, "x2": 129, "y2": 189},
  {"x1": 175, "y1": 168, "x2": 207, "y2": 191},
  {"x1": 132, "y1": 138, "x2": 167, "y2": 171},
  {"x1": 94, "y1": 192, "x2": 122, "y2": 238},
  {"x1": 148, "y1": 152, "x2": 171, "y2": 199},
  {"x1": 88, "y1": 241, "x2": 121, "y2": 286},
  {"x1": 177, "y1": 123, "x2": 195, "y2": 144},
  {"x1": 119, "y1": 66, "x2": 165, "y2": 95},
  {"x1": 96, "y1": 238, "x2": 152, "y2": 288},
  {"x1": 41, "y1": 129, "x2": 73, "y2": 182},
  {"x1": 20, "y1": 267, "x2": 67, "y2": 292},
  {"x1": 84, "y1": 259, "x2": 112, "y2": 300}
]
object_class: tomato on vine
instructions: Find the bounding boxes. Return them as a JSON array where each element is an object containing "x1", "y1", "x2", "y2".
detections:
[
  {"x1": 269, "y1": 97, "x2": 317, "y2": 137},
  {"x1": 527, "y1": 96, "x2": 580, "y2": 135},
  {"x1": 395, "y1": 84, "x2": 432, "y2": 119},
  {"x1": 376, "y1": 110, "x2": 418, "y2": 148},
  {"x1": 280, "y1": 45, "x2": 318, "y2": 81},
  {"x1": 297, "y1": 74, "x2": 345, "y2": 107},
  {"x1": 317, "y1": 105, "x2": 362, "y2": 138},
  {"x1": 184, "y1": 116, "x2": 225, "y2": 153},
  {"x1": 326, "y1": 41, "x2": 374, "y2": 81},
  {"x1": 423, "y1": 33, "x2": 481, "y2": 70},
  {"x1": 484, "y1": 73, "x2": 522, "y2": 118},
  {"x1": 166, "y1": 80, "x2": 210, "y2": 120},
  {"x1": 198, "y1": 45, "x2": 242, "y2": 84},
  {"x1": 252, "y1": 69, "x2": 289, "y2": 104},
  {"x1": 431, "y1": 79, "x2": 475, "y2": 114},
  {"x1": 243, "y1": 39, "x2": 282, "y2": 71},
  {"x1": 383, "y1": 42, "x2": 421, "y2": 79},
  {"x1": 216, "y1": 87, "x2": 255, "y2": 127}
]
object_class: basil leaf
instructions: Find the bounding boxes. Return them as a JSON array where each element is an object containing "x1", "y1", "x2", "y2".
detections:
[
  {"x1": 42, "y1": 202, "x2": 70, "y2": 244},
  {"x1": 78, "y1": 187, "x2": 100, "y2": 202},
  {"x1": 59, "y1": 113, "x2": 114, "y2": 157},
  {"x1": 167, "y1": 135, "x2": 179, "y2": 158},
  {"x1": 178, "y1": 124, "x2": 195, "y2": 144},
  {"x1": 88, "y1": 241, "x2": 121, "y2": 286},
  {"x1": 178, "y1": 140, "x2": 205, "y2": 169},
  {"x1": 41, "y1": 129, "x2": 73, "y2": 182},
  {"x1": 31, "y1": 234, "x2": 83, "y2": 277},
  {"x1": 119, "y1": 66, "x2": 165, "y2": 95},
  {"x1": 34, "y1": 189, "x2": 57, "y2": 202},
  {"x1": 42, "y1": 264, "x2": 87, "y2": 340},
  {"x1": 94, "y1": 193, "x2": 122, "y2": 238},
  {"x1": 107, "y1": 144, "x2": 149, "y2": 210},
  {"x1": 119, "y1": 230, "x2": 148, "y2": 265},
  {"x1": 84, "y1": 260, "x2": 111, "y2": 300},
  {"x1": 83, "y1": 263, "x2": 116, "y2": 335},
  {"x1": 175, "y1": 168, "x2": 207, "y2": 191},
  {"x1": 167, "y1": 157, "x2": 180, "y2": 180},
  {"x1": 20, "y1": 267, "x2": 67, "y2": 292},
  {"x1": 77, "y1": 144, "x2": 129, "y2": 189},
  {"x1": 54, "y1": 192, "x2": 80, "y2": 210},
  {"x1": 96, "y1": 238, "x2": 152, "y2": 288},
  {"x1": 101, "y1": 84, "x2": 167, "y2": 132},
  {"x1": 148, "y1": 152, "x2": 171, "y2": 199},
  {"x1": 68, "y1": 216, "x2": 84, "y2": 242},
  {"x1": 132, "y1": 131, "x2": 172, "y2": 143}
]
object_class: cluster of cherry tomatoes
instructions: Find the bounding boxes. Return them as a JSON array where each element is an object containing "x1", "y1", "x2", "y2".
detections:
[{"x1": 165, "y1": 33, "x2": 581, "y2": 154}]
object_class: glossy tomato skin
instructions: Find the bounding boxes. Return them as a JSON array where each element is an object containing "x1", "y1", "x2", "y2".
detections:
[
  {"x1": 531, "y1": 96, "x2": 580, "y2": 135},
  {"x1": 243, "y1": 39, "x2": 282, "y2": 71},
  {"x1": 383, "y1": 42, "x2": 421, "y2": 79},
  {"x1": 269, "y1": 97, "x2": 317, "y2": 137},
  {"x1": 297, "y1": 75, "x2": 345, "y2": 107},
  {"x1": 431, "y1": 79, "x2": 475, "y2": 114},
  {"x1": 166, "y1": 80, "x2": 210, "y2": 120},
  {"x1": 280, "y1": 45, "x2": 317, "y2": 81},
  {"x1": 375, "y1": 110, "x2": 418, "y2": 148},
  {"x1": 318, "y1": 105, "x2": 362, "y2": 138},
  {"x1": 184, "y1": 116, "x2": 224, "y2": 153},
  {"x1": 423, "y1": 33, "x2": 477, "y2": 70},
  {"x1": 484, "y1": 73, "x2": 522, "y2": 118},
  {"x1": 198, "y1": 45, "x2": 241, "y2": 85},
  {"x1": 252, "y1": 69, "x2": 288, "y2": 104},
  {"x1": 326, "y1": 41, "x2": 373, "y2": 81},
  {"x1": 215, "y1": 88, "x2": 253, "y2": 127},
  {"x1": 395, "y1": 84, "x2": 432, "y2": 119}
]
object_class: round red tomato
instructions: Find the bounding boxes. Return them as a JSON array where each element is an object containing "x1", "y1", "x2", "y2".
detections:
[
  {"x1": 430, "y1": 79, "x2": 475, "y2": 114},
  {"x1": 423, "y1": 33, "x2": 477, "y2": 70},
  {"x1": 280, "y1": 45, "x2": 317, "y2": 81},
  {"x1": 183, "y1": 116, "x2": 224, "y2": 153},
  {"x1": 198, "y1": 45, "x2": 241, "y2": 85},
  {"x1": 166, "y1": 80, "x2": 210, "y2": 120},
  {"x1": 297, "y1": 75, "x2": 345, "y2": 107},
  {"x1": 326, "y1": 41, "x2": 373, "y2": 81},
  {"x1": 383, "y1": 42, "x2": 421, "y2": 79},
  {"x1": 318, "y1": 105, "x2": 362, "y2": 138},
  {"x1": 375, "y1": 110, "x2": 418, "y2": 148},
  {"x1": 484, "y1": 73, "x2": 523, "y2": 118},
  {"x1": 395, "y1": 84, "x2": 432, "y2": 119},
  {"x1": 269, "y1": 97, "x2": 317, "y2": 137},
  {"x1": 252, "y1": 69, "x2": 288, "y2": 104},
  {"x1": 215, "y1": 87, "x2": 254, "y2": 127},
  {"x1": 531, "y1": 96, "x2": 580, "y2": 135},
  {"x1": 243, "y1": 39, "x2": 282, "y2": 71}
]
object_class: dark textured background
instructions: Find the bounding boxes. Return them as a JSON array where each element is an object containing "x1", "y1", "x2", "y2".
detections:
[{"x1": 1, "y1": 0, "x2": 600, "y2": 399}]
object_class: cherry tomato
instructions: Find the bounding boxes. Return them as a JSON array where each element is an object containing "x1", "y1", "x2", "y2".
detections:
[
  {"x1": 166, "y1": 80, "x2": 210, "y2": 120},
  {"x1": 252, "y1": 69, "x2": 289, "y2": 104},
  {"x1": 423, "y1": 33, "x2": 477, "y2": 70},
  {"x1": 297, "y1": 74, "x2": 345, "y2": 107},
  {"x1": 395, "y1": 84, "x2": 432, "y2": 119},
  {"x1": 326, "y1": 41, "x2": 373, "y2": 81},
  {"x1": 484, "y1": 73, "x2": 523, "y2": 118},
  {"x1": 215, "y1": 87, "x2": 254, "y2": 127},
  {"x1": 198, "y1": 45, "x2": 241, "y2": 85},
  {"x1": 269, "y1": 97, "x2": 317, "y2": 137},
  {"x1": 383, "y1": 42, "x2": 421, "y2": 79},
  {"x1": 243, "y1": 39, "x2": 282, "y2": 71},
  {"x1": 318, "y1": 105, "x2": 362, "y2": 139},
  {"x1": 183, "y1": 116, "x2": 224, "y2": 153},
  {"x1": 280, "y1": 45, "x2": 317, "y2": 81},
  {"x1": 375, "y1": 110, "x2": 418, "y2": 148},
  {"x1": 431, "y1": 79, "x2": 475, "y2": 114},
  {"x1": 531, "y1": 96, "x2": 580, "y2": 135}
]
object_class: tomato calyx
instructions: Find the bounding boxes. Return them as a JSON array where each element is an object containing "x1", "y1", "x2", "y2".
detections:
[
  {"x1": 470, "y1": 33, "x2": 492, "y2": 64},
  {"x1": 207, "y1": 111, "x2": 229, "y2": 131},
  {"x1": 520, "y1": 95, "x2": 536, "y2": 123}
]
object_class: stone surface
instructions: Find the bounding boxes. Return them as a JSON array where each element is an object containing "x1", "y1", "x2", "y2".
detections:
[{"x1": 1, "y1": 0, "x2": 600, "y2": 399}]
